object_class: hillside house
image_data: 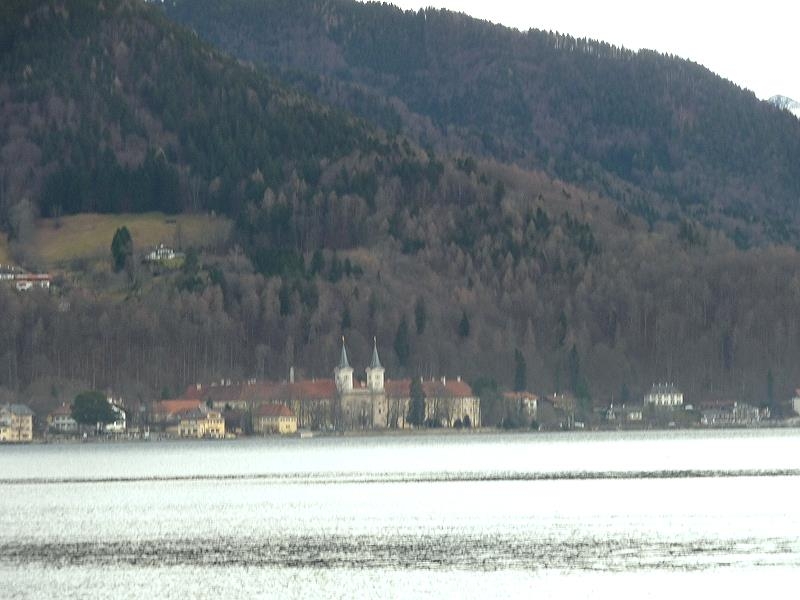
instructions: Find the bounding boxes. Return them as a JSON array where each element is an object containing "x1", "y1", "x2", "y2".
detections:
[
  {"x1": 144, "y1": 244, "x2": 181, "y2": 263},
  {"x1": 2, "y1": 266, "x2": 52, "y2": 291}
]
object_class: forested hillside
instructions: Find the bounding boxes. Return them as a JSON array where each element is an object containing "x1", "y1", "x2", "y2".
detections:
[
  {"x1": 161, "y1": 0, "x2": 800, "y2": 249},
  {"x1": 2, "y1": 0, "x2": 800, "y2": 420},
  {"x1": 0, "y1": 0, "x2": 377, "y2": 227}
]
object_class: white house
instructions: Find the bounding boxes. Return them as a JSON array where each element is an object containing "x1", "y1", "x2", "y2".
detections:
[
  {"x1": 644, "y1": 383, "x2": 684, "y2": 407},
  {"x1": 47, "y1": 404, "x2": 78, "y2": 433},
  {"x1": 105, "y1": 399, "x2": 127, "y2": 434},
  {"x1": 14, "y1": 274, "x2": 51, "y2": 291},
  {"x1": 144, "y1": 244, "x2": 179, "y2": 263}
]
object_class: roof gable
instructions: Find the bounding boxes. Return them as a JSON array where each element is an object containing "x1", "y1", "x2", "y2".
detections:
[{"x1": 255, "y1": 403, "x2": 295, "y2": 418}]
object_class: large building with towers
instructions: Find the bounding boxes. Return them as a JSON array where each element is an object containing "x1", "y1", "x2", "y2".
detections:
[{"x1": 171, "y1": 337, "x2": 480, "y2": 431}]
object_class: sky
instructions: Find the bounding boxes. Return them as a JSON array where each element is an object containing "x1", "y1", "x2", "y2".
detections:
[{"x1": 368, "y1": 0, "x2": 799, "y2": 102}]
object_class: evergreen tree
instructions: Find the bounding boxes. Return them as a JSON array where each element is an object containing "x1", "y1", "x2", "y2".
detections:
[
  {"x1": 394, "y1": 316, "x2": 410, "y2": 368},
  {"x1": 767, "y1": 369, "x2": 775, "y2": 410},
  {"x1": 111, "y1": 226, "x2": 133, "y2": 273},
  {"x1": 329, "y1": 251, "x2": 342, "y2": 282},
  {"x1": 72, "y1": 391, "x2": 118, "y2": 430},
  {"x1": 513, "y1": 348, "x2": 527, "y2": 392},
  {"x1": 408, "y1": 377, "x2": 426, "y2": 426},
  {"x1": 414, "y1": 296, "x2": 427, "y2": 334},
  {"x1": 341, "y1": 304, "x2": 352, "y2": 331},
  {"x1": 567, "y1": 344, "x2": 592, "y2": 416},
  {"x1": 310, "y1": 249, "x2": 325, "y2": 275},
  {"x1": 178, "y1": 248, "x2": 203, "y2": 292},
  {"x1": 568, "y1": 344, "x2": 581, "y2": 394},
  {"x1": 278, "y1": 283, "x2": 292, "y2": 317},
  {"x1": 458, "y1": 310, "x2": 470, "y2": 338},
  {"x1": 620, "y1": 383, "x2": 631, "y2": 404}
]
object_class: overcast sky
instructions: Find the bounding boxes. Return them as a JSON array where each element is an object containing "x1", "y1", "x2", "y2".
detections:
[{"x1": 369, "y1": 0, "x2": 798, "y2": 102}]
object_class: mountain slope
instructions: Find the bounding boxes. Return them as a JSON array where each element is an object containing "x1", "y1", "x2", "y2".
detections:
[
  {"x1": 161, "y1": 0, "x2": 800, "y2": 247},
  {"x1": 0, "y1": 0, "x2": 373, "y2": 227},
  {"x1": 3, "y1": 1, "x2": 800, "y2": 416}
]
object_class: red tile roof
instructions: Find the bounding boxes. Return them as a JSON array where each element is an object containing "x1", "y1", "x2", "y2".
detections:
[
  {"x1": 49, "y1": 404, "x2": 73, "y2": 417},
  {"x1": 385, "y1": 379, "x2": 474, "y2": 398},
  {"x1": 255, "y1": 403, "x2": 295, "y2": 418},
  {"x1": 182, "y1": 380, "x2": 337, "y2": 403},
  {"x1": 152, "y1": 399, "x2": 202, "y2": 417},
  {"x1": 177, "y1": 377, "x2": 474, "y2": 404}
]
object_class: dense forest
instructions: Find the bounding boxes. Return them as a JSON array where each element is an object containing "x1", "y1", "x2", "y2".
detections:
[
  {"x1": 161, "y1": 0, "x2": 800, "y2": 249},
  {"x1": 1, "y1": 0, "x2": 800, "y2": 420}
]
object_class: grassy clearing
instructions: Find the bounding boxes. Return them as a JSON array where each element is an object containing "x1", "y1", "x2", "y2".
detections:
[{"x1": 32, "y1": 213, "x2": 231, "y2": 268}]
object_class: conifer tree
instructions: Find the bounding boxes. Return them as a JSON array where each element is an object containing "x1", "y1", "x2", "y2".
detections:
[
  {"x1": 408, "y1": 377, "x2": 426, "y2": 426},
  {"x1": 111, "y1": 226, "x2": 133, "y2": 273},
  {"x1": 394, "y1": 316, "x2": 410, "y2": 368},
  {"x1": 514, "y1": 348, "x2": 527, "y2": 392}
]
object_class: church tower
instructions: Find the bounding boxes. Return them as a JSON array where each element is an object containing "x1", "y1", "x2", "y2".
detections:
[
  {"x1": 334, "y1": 337, "x2": 353, "y2": 393},
  {"x1": 366, "y1": 337, "x2": 385, "y2": 392}
]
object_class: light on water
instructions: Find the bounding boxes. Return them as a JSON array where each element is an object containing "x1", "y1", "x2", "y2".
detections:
[{"x1": 2, "y1": 430, "x2": 800, "y2": 598}]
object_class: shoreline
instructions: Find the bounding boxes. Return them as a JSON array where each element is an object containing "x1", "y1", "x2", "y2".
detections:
[{"x1": 11, "y1": 420, "x2": 799, "y2": 445}]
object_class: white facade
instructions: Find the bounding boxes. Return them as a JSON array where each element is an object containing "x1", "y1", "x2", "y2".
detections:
[
  {"x1": 48, "y1": 406, "x2": 78, "y2": 433},
  {"x1": 104, "y1": 401, "x2": 127, "y2": 434},
  {"x1": 366, "y1": 338, "x2": 385, "y2": 392},
  {"x1": 644, "y1": 383, "x2": 684, "y2": 407},
  {"x1": 145, "y1": 244, "x2": 178, "y2": 262}
]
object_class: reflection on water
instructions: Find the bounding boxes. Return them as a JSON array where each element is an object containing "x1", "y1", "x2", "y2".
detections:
[
  {"x1": 2, "y1": 430, "x2": 800, "y2": 598},
  {"x1": 4, "y1": 533, "x2": 799, "y2": 572}
]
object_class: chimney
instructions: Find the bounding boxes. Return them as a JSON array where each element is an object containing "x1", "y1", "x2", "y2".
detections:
[
  {"x1": 442, "y1": 376, "x2": 447, "y2": 387},
  {"x1": 290, "y1": 366, "x2": 295, "y2": 384}
]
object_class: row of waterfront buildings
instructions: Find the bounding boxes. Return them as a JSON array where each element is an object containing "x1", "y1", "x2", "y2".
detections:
[
  {"x1": 5, "y1": 339, "x2": 481, "y2": 441},
  {"x1": 5, "y1": 363, "x2": 799, "y2": 443}
]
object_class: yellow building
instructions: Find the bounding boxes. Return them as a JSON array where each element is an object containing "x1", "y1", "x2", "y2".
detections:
[
  {"x1": 253, "y1": 403, "x2": 298, "y2": 435},
  {"x1": 178, "y1": 408, "x2": 225, "y2": 439},
  {"x1": 0, "y1": 404, "x2": 34, "y2": 442}
]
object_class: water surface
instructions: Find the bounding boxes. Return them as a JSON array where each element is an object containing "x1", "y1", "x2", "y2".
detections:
[{"x1": 2, "y1": 430, "x2": 799, "y2": 598}]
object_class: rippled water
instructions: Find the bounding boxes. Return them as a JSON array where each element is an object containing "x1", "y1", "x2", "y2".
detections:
[{"x1": 2, "y1": 430, "x2": 800, "y2": 598}]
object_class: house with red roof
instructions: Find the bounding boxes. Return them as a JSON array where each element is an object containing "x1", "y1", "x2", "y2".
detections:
[
  {"x1": 149, "y1": 399, "x2": 204, "y2": 434},
  {"x1": 254, "y1": 403, "x2": 297, "y2": 435},
  {"x1": 385, "y1": 376, "x2": 481, "y2": 428},
  {"x1": 178, "y1": 408, "x2": 225, "y2": 439},
  {"x1": 47, "y1": 404, "x2": 78, "y2": 434}
]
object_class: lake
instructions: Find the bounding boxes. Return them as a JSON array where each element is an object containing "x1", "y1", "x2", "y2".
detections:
[{"x1": 2, "y1": 429, "x2": 800, "y2": 598}]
